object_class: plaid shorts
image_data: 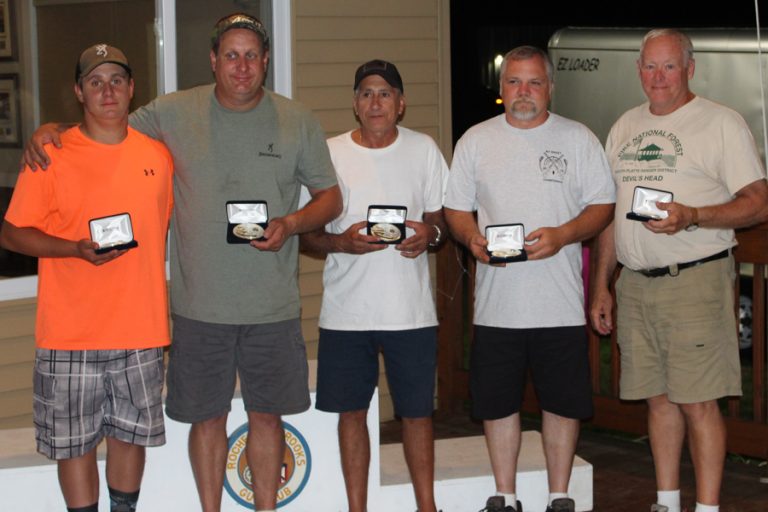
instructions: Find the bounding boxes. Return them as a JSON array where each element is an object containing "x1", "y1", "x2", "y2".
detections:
[{"x1": 33, "y1": 348, "x2": 166, "y2": 460}]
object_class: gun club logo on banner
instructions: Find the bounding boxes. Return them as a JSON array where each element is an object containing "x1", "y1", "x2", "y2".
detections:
[{"x1": 224, "y1": 421, "x2": 312, "y2": 509}]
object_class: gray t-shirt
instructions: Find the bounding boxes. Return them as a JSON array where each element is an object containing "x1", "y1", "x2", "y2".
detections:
[
  {"x1": 130, "y1": 85, "x2": 337, "y2": 324},
  {"x1": 445, "y1": 113, "x2": 615, "y2": 328}
]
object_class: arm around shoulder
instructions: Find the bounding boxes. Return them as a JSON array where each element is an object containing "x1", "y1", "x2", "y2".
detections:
[{"x1": 22, "y1": 123, "x2": 74, "y2": 171}]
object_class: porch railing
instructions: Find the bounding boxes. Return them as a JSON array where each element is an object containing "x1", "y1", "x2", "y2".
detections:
[{"x1": 436, "y1": 226, "x2": 768, "y2": 460}]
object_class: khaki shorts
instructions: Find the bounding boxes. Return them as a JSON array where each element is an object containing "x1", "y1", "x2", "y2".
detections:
[{"x1": 616, "y1": 256, "x2": 742, "y2": 403}]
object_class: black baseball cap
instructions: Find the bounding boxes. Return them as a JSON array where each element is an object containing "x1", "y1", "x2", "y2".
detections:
[{"x1": 353, "y1": 59, "x2": 404, "y2": 93}]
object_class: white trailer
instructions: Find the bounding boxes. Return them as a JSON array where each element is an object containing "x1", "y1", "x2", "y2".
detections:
[{"x1": 548, "y1": 27, "x2": 768, "y2": 159}]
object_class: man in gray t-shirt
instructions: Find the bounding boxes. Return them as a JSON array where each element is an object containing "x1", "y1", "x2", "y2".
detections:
[
  {"x1": 24, "y1": 13, "x2": 341, "y2": 512},
  {"x1": 445, "y1": 46, "x2": 614, "y2": 512}
]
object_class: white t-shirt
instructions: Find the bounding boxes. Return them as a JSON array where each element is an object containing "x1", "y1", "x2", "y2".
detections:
[
  {"x1": 319, "y1": 127, "x2": 448, "y2": 331},
  {"x1": 445, "y1": 113, "x2": 615, "y2": 329},
  {"x1": 607, "y1": 96, "x2": 766, "y2": 270}
]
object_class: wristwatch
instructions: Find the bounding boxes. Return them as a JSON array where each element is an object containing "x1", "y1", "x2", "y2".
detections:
[
  {"x1": 429, "y1": 225, "x2": 442, "y2": 247},
  {"x1": 685, "y1": 207, "x2": 699, "y2": 232}
]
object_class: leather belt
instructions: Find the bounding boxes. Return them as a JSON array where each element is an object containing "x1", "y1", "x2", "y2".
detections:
[{"x1": 637, "y1": 249, "x2": 730, "y2": 278}]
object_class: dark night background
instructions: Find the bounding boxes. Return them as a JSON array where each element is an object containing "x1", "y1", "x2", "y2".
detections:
[{"x1": 450, "y1": 0, "x2": 767, "y2": 144}]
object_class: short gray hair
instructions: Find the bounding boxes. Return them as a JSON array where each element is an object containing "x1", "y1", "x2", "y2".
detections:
[
  {"x1": 640, "y1": 29, "x2": 694, "y2": 65},
  {"x1": 499, "y1": 46, "x2": 554, "y2": 87}
]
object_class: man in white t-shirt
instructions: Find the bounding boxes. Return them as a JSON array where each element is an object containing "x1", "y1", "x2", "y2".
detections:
[
  {"x1": 300, "y1": 60, "x2": 447, "y2": 512},
  {"x1": 590, "y1": 29, "x2": 768, "y2": 512},
  {"x1": 444, "y1": 46, "x2": 615, "y2": 512}
]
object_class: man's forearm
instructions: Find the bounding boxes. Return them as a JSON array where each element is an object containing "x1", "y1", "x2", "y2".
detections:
[
  {"x1": 0, "y1": 222, "x2": 77, "y2": 258},
  {"x1": 287, "y1": 185, "x2": 342, "y2": 235},
  {"x1": 560, "y1": 203, "x2": 615, "y2": 246},
  {"x1": 593, "y1": 221, "x2": 618, "y2": 291},
  {"x1": 444, "y1": 208, "x2": 480, "y2": 248},
  {"x1": 697, "y1": 178, "x2": 768, "y2": 229},
  {"x1": 299, "y1": 228, "x2": 339, "y2": 256}
]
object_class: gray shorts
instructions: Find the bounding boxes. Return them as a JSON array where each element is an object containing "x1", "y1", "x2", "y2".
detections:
[
  {"x1": 165, "y1": 315, "x2": 311, "y2": 423},
  {"x1": 33, "y1": 348, "x2": 166, "y2": 460}
]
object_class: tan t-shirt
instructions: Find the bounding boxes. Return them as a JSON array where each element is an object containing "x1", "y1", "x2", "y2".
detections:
[{"x1": 607, "y1": 96, "x2": 765, "y2": 270}]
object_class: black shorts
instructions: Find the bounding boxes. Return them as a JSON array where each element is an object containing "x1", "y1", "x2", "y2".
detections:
[{"x1": 470, "y1": 325, "x2": 593, "y2": 420}]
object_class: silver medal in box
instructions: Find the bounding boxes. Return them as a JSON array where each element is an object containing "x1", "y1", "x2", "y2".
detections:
[
  {"x1": 367, "y1": 205, "x2": 407, "y2": 244},
  {"x1": 89, "y1": 212, "x2": 138, "y2": 254},
  {"x1": 626, "y1": 186, "x2": 673, "y2": 222},
  {"x1": 486, "y1": 223, "x2": 527, "y2": 263},
  {"x1": 227, "y1": 201, "x2": 268, "y2": 243}
]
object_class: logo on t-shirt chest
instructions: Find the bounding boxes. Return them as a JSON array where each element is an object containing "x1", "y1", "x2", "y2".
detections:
[
  {"x1": 614, "y1": 129, "x2": 685, "y2": 184},
  {"x1": 539, "y1": 150, "x2": 568, "y2": 183},
  {"x1": 259, "y1": 142, "x2": 282, "y2": 159},
  {"x1": 616, "y1": 130, "x2": 684, "y2": 168}
]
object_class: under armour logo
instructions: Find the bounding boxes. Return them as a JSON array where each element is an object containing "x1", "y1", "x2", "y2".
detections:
[
  {"x1": 268, "y1": 143, "x2": 274, "y2": 153},
  {"x1": 144, "y1": 169, "x2": 155, "y2": 176},
  {"x1": 95, "y1": 44, "x2": 108, "y2": 57}
]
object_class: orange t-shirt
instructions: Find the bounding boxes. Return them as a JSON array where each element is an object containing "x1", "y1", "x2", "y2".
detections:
[{"x1": 5, "y1": 127, "x2": 174, "y2": 350}]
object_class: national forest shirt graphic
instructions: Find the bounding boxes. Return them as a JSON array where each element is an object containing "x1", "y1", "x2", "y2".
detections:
[
  {"x1": 607, "y1": 97, "x2": 765, "y2": 271},
  {"x1": 613, "y1": 129, "x2": 684, "y2": 185}
]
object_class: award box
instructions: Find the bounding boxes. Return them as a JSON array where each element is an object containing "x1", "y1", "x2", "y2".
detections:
[
  {"x1": 486, "y1": 223, "x2": 527, "y2": 263},
  {"x1": 227, "y1": 201, "x2": 268, "y2": 243},
  {"x1": 367, "y1": 205, "x2": 407, "y2": 244},
  {"x1": 89, "y1": 212, "x2": 138, "y2": 254},
  {"x1": 626, "y1": 186, "x2": 673, "y2": 222}
]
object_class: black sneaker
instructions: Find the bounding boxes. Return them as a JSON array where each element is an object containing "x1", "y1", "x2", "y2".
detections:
[
  {"x1": 545, "y1": 497, "x2": 575, "y2": 512},
  {"x1": 479, "y1": 496, "x2": 522, "y2": 511}
]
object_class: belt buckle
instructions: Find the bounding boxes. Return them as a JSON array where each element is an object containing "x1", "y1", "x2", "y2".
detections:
[{"x1": 668, "y1": 263, "x2": 679, "y2": 277}]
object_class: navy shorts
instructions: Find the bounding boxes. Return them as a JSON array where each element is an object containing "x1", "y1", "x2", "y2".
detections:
[
  {"x1": 316, "y1": 327, "x2": 437, "y2": 418},
  {"x1": 471, "y1": 325, "x2": 593, "y2": 420}
]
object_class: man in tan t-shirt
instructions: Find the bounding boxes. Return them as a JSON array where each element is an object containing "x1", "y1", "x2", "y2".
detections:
[{"x1": 590, "y1": 29, "x2": 768, "y2": 512}]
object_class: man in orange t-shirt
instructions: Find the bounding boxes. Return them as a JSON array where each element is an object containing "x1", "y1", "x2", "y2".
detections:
[{"x1": 0, "y1": 44, "x2": 172, "y2": 512}]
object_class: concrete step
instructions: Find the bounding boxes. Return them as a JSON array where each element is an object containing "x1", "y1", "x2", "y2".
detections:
[{"x1": 378, "y1": 431, "x2": 593, "y2": 512}]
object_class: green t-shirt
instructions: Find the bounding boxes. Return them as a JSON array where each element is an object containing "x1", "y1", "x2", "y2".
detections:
[{"x1": 130, "y1": 85, "x2": 337, "y2": 324}]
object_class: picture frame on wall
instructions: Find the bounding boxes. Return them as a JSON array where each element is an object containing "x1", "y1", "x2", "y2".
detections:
[
  {"x1": 0, "y1": 74, "x2": 20, "y2": 147},
  {"x1": 0, "y1": 1, "x2": 14, "y2": 60}
]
